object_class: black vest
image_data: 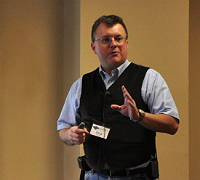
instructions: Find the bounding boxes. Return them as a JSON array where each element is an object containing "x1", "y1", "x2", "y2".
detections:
[{"x1": 78, "y1": 63, "x2": 156, "y2": 172}]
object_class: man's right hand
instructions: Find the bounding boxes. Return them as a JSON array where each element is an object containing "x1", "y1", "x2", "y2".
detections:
[{"x1": 59, "y1": 127, "x2": 89, "y2": 146}]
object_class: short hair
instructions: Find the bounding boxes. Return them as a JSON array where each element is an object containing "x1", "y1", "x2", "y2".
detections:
[{"x1": 91, "y1": 15, "x2": 128, "y2": 42}]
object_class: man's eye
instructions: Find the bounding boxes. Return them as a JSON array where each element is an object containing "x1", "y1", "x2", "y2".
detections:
[
  {"x1": 115, "y1": 37, "x2": 123, "y2": 42},
  {"x1": 101, "y1": 38, "x2": 110, "y2": 43}
]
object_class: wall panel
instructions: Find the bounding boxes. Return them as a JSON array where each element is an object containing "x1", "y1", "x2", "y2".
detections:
[
  {"x1": 189, "y1": 0, "x2": 200, "y2": 179},
  {"x1": 0, "y1": 1, "x2": 64, "y2": 179}
]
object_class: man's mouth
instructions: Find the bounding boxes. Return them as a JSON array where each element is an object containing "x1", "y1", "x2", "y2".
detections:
[{"x1": 109, "y1": 51, "x2": 119, "y2": 55}]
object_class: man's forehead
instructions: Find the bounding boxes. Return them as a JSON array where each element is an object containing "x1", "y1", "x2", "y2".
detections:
[{"x1": 96, "y1": 23, "x2": 126, "y2": 37}]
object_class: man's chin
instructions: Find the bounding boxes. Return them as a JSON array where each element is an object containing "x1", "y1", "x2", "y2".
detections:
[{"x1": 109, "y1": 57, "x2": 125, "y2": 64}]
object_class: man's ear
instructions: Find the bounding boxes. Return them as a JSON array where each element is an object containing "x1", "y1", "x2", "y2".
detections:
[{"x1": 91, "y1": 42, "x2": 97, "y2": 54}]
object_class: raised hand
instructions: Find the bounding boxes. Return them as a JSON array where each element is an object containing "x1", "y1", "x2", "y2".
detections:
[{"x1": 111, "y1": 85, "x2": 140, "y2": 120}]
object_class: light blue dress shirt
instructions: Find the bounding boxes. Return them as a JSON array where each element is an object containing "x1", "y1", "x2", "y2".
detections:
[{"x1": 57, "y1": 60, "x2": 179, "y2": 130}]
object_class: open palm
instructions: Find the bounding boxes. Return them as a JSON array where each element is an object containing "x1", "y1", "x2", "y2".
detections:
[{"x1": 111, "y1": 86, "x2": 140, "y2": 120}]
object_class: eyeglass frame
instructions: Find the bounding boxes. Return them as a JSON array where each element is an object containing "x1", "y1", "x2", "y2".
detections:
[{"x1": 93, "y1": 35, "x2": 127, "y2": 45}]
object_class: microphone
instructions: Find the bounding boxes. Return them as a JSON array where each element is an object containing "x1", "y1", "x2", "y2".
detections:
[
  {"x1": 105, "y1": 91, "x2": 110, "y2": 97},
  {"x1": 104, "y1": 91, "x2": 110, "y2": 105}
]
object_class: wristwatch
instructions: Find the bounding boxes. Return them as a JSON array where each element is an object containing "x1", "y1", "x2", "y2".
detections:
[{"x1": 130, "y1": 109, "x2": 145, "y2": 123}]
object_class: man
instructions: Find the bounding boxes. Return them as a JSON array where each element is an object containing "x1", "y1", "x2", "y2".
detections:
[{"x1": 57, "y1": 15, "x2": 179, "y2": 180}]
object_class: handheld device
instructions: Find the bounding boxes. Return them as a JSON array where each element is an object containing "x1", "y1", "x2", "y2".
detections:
[{"x1": 78, "y1": 122, "x2": 85, "y2": 129}]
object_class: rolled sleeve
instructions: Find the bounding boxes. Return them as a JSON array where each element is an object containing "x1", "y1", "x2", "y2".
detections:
[
  {"x1": 142, "y1": 69, "x2": 179, "y2": 122},
  {"x1": 57, "y1": 77, "x2": 82, "y2": 131}
]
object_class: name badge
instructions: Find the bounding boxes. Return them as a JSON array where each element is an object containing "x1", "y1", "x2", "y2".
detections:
[{"x1": 90, "y1": 123, "x2": 110, "y2": 139}]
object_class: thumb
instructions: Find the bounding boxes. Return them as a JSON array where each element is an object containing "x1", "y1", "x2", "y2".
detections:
[{"x1": 111, "y1": 104, "x2": 121, "y2": 111}]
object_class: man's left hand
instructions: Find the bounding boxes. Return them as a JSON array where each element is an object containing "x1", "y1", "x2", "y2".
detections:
[{"x1": 111, "y1": 85, "x2": 140, "y2": 120}]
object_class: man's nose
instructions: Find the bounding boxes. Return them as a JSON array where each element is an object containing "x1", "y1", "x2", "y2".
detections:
[{"x1": 109, "y1": 37, "x2": 117, "y2": 47}]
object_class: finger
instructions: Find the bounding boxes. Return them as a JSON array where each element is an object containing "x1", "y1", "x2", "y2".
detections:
[
  {"x1": 70, "y1": 131, "x2": 86, "y2": 145},
  {"x1": 71, "y1": 137, "x2": 85, "y2": 145},
  {"x1": 83, "y1": 128, "x2": 90, "y2": 134},
  {"x1": 122, "y1": 86, "x2": 133, "y2": 101},
  {"x1": 127, "y1": 99, "x2": 135, "y2": 108},
  {"x1": 121, "y1": 86, "x2": 128, "y2": 105},
  {"x1": 69, "y1": 127, "x2": 87, "y2": 141},
  {"x1": 111, "y1": 104, "x2": 122, "y2": 111},
  {"x1": 72, "y1": 126, "x2": 89, "y2": 134}
]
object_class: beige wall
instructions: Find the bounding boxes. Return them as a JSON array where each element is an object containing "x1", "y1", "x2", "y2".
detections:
[
  {"x1": 0, "y1": 1, "x2": 64, "y2": 180},
  {"x1": 189, "y1": 1, "x2": 200, "y2": 180},
  {"x1": 1, "y1": 0, "x2": 200, "y2": 180},
  {"x1": 63, "y1": 0, "x2": 81, "y2": 180}
]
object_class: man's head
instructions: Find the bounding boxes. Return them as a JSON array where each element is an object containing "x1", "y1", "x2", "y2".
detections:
[
  {"x1": 91, "y1": 15, "x2": 128, "y2": 43},
  {"x1": 91, "y1": 15, "x2": 129, "y2": 75}
]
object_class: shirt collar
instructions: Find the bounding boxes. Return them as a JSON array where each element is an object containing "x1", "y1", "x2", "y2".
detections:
[{"x1": 99, "y1": 59, "x2": 131, "y2": 79}]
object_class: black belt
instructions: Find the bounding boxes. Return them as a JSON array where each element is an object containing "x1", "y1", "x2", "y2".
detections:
[{"x1": 95, "y1": 167, "x2": 147, "y2": 177}]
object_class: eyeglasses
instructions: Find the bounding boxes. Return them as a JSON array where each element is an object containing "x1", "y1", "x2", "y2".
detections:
[{"x1": 94, "y1": 36, "x2": 127, "y2": 45}]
